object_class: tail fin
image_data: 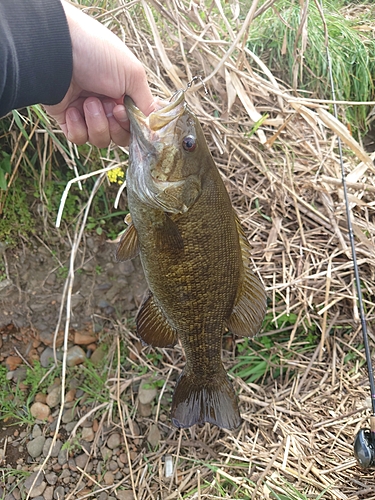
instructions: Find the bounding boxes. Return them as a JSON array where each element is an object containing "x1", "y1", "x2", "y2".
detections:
[{"x1": 170, "y1": 367, "x2": 242, "y2": 430}]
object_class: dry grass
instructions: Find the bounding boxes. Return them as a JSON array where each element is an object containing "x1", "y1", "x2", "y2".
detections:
[{"x1": 31, "y1": 0, "x2": 375, "y2": 498}]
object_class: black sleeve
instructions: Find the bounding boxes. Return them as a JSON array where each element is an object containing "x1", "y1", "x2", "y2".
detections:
[{"x1": 0, "y1": 0, "x2": 73, "y2": 117}]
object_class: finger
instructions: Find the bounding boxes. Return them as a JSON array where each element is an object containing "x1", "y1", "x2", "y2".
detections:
[
  {"x1": 125, "y1": 62, "x2": 158, "y2": 117},
  {"x1": 104, "y1": 101, "x2": 130, "y2": 147},
  {"x1": 83, "y1": 97, "x2": 111, "y2": 148},
  {"x1": 65, "y1": 106, "x2": 88, "y2": 145}
]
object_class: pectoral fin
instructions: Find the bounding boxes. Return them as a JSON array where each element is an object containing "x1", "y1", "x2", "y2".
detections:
[
  {"x1": 226, "y1": 217, "x2": 267, "y2": 337},
  {"x1": 115, "y1": 221, "x2": 140, "y2": 261},
  {"x1": 155, "y1": 214, "x2": 184, "y2": 253},
  {"x1": 136, "y1": 293, "x2": 178, "y2": 347}
]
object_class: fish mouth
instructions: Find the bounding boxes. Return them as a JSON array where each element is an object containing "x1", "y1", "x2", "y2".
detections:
[{"x1": 124, "y1": 90, "x2": 186, "y2": 149}]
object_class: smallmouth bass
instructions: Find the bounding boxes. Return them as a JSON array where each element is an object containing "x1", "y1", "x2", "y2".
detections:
[{"x1": 117, "y1": 90, "x2": 267, "y2": 430}]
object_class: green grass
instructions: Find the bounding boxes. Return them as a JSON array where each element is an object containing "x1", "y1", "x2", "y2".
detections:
[
  {"x1": 0, "y1": 362, "x2": 58, "y2": 425},
  {"x1": 247, "y1": 0, "x2": 375, "y2": 132}
]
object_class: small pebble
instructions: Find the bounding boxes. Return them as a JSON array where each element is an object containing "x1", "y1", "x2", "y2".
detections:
[
  {"x1": 109, "y1": 460, "x2": 118, "y2": 472},
  {"x1": 147, "y1": 424, "x2": 161, "y2": 448},
  {"x1": 138, "y1": 402, "x2": 152, "y2": 417},
  {"x1": 74, "y1": 453, "x2": 93, "y2": 473},
  {"x1": 116, "y1": 491, "x2": 135, "y2": 500},
  {"x1": 138, "y1": 379, "x2": 157, "y2": 405},
  {"x1": 44, "y1": 486, "x2": 54, "y2": 500},
  {"x1": 62, "y1": 408, "x2": 76, "y2": 424},
  {"x1": 46, "y1": 387, "x2": 61, "y2": 408},
  {"x1": 34, "y1": 393, "x2": 47, "y2": 404},
  {"x1": 45, "y1": 472, "x2": 58, "y2": 486},
  {"x1": 66, "y1": 345, "x2": 86, "y2": 367},
  {"x1": 57, "y1": 449, "x2": 68, "y2": 466},
  {"x1": 103, "y1": 471, "x2": 114, "y2": 485},
  {"x1": 64, "y1": 421, "x2": 77, "y2": 433},
  {"x1": 40, "y1": 347, "x2": 55, "y2": 368},
  {"x1": 65, "y1": 389, "x2": 76, "y2": 403},
  {"x1": 90, "y1": 344, "x2": 107, "y2": 365},
  {"x1": 107, "y1": 433, "x2": 121, "y2": 450},
  {"x1": 31, "y1": 424, "x2": 42, "y2": 439},
  {"x1": 24, "y1": 471, "x2": 46, "y2": 497},
  {"x1": 30, "y1": 402, "x2": 50, "y2": 421},
  {"x1": 81, "y1": 427, "x2": 94, "y2": 442},
  {"x1": 26, "y1": 436, "x2": 46, "y2": 458},
  {"x1": 54, "y1": 485, "x2": 65, "y2": 499},
  {"x1": 43, "y1": 438, "x2": 63, "y2": 458},
  {"x1": 5, "y1": 355, "x2": 22, "y2": 371},
  {"x1": 74, "y1": 331, "x2": 97, "y2": 345}
]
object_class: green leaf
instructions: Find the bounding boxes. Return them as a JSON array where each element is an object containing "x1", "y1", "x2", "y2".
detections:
[{"x1": 0, "y1": 169, "x2": 7, "y2": 190}]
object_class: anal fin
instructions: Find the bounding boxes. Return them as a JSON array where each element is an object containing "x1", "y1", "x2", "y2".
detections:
[
  {"x1": 137, "y1": 293, "x2": 178, "y2": 347},
  {"x1": 226, "y1": 217, "x2": 267, "y2": 337}
]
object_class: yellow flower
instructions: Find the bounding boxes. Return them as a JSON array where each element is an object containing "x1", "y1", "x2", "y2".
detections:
[{"x1": 107, "y1": 167, "x2": 124, "y2": 184}]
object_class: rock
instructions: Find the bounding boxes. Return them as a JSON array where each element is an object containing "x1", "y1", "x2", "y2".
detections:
[
  {"x1": 100, "y1": 446, "x2": 112, "y2": 461},
  {"x1": 5, "y1": 356, "x2": 22, "y2": 371},
  {"x1": 62, "y1": 407, "x2": 76, "y2": 424},
  {"x1": 30, "y1": 402, "x2": 51, "y2": 420},
  {"x1": 138, "y1": 402, "x2": 152, "y2": 417},
  {"x1": 118, "y1": 453, "x2": 128, "y2": 465},
  {"x1": 73, "y1": 331, "x2": 97, "y2": 345},
  {"x1": 57, "y1": 448, "x2": 68, "y2": 466},
  {"x1": 109, "y1": 460, "x2": 118, "y2": 471},
  {"x1": 90, "y1": 344, "x2": 107, "y2": 365},
  {"x1": 23, "y1": 472, "x2": 46, "y2": 498},
  {"x1": 31, "y1": 424, "x2": 42, "y2": 439},
  {"x1": 46, "y1": 386, "x2": 61, "y2": 408},
  {"x1": 42, "y1": 438, "x2": 63, "y2": 457},
  {"x1": 74, "y1": 453, "x2": 89, "y2": 470},
  {"x1": 64, "y1": 421, "x2": 77, "y2": 433},
  {"x1": 34, "y1": 393, "x2": 47, "y2": 404},
  {"x1": 81, "y1": 427, "x2": 94, "y2": 442},
  {"x1": 147, "y1": 424, "x2": 161, "y2": 448},
  {"x1": 116, "y1": 491, "x2": 134, "y2": 500},
  {"x1": 54, "y1": 485, "x2": 65, "y2": 499},
  {"x1": 138, "y1": 379, "x2": 158, "y2": 405},
  {"x1": 12, "y1": 365, "x2": 27, "y2": 383},
  {"x1": 40, "y1": 347, "x2": 55, "y2": 368},
  {"x1": 66, "y1": 346, "x2": 86, "y2": 367},
  {"x1": 45, "y1": 472, "x2": 58, "y2": 486},
  {"x1": 97, "y1": 493, "x2": 108, "y2": 500},
  {"x1": 65, "y1": 389, "x2": 76, "y2": 402},
  {"x1": 26, "y1": 436, "x2": 46, "y2": 458},
  {"x1": 103, "y1": 471, "x2": 114, "y2": 485},
  {"x1": 107, "y1": 433, "x2": 121, "y2": 450},
  {"x1": 44, "y1": 486, "x2": 54, "y2": 500}
]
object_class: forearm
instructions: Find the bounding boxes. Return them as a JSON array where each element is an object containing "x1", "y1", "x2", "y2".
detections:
[{"x1": 0, "y1": 0, "x2": 72, "y2": 117}]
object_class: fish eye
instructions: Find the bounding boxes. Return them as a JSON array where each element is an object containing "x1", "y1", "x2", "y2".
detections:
[{"x1": 182, "y1": 135, "x2": 197, "y2": 152}]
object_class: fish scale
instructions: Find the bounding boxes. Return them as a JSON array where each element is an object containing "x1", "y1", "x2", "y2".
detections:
[{"x1": 116, "y1": 90, "x2": 267, "y2": 429}]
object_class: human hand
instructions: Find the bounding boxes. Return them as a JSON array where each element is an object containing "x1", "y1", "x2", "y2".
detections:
[{"x1": 44, "y1": 1, "x2": 155, "y2": 148}]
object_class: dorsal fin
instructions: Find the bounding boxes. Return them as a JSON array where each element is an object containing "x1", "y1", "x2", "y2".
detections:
[{"x1": 226, "y1": 216, "x2": 267, "y2": 337}]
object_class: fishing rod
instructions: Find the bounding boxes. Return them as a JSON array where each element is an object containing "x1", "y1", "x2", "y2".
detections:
[{"x1": 319, "y1": 0, "x2": 375, "y2": 468}]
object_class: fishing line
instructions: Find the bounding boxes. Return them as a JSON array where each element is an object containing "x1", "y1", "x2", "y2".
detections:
[{"x1": 317, "y1": 0, "x2": 375, "y2": 466}]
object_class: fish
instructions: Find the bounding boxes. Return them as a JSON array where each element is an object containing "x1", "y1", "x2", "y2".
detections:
[{"x1": 116, "y1": 90, "x2": 267, "y2": 430}]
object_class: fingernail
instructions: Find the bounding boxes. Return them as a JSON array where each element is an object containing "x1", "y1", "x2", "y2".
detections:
[
  {"x1": 86, "y1": 99, "x2": 101, "y2": 116},
  {"x1": 68, "y1": 107, "x2": 81, "y2": 122},
  {"x1": 103, "y1": 101, "x2": 114, "y2": 118},
  {"x1": 115, "y1": 105, "x2": 128, "y2": 123}
]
